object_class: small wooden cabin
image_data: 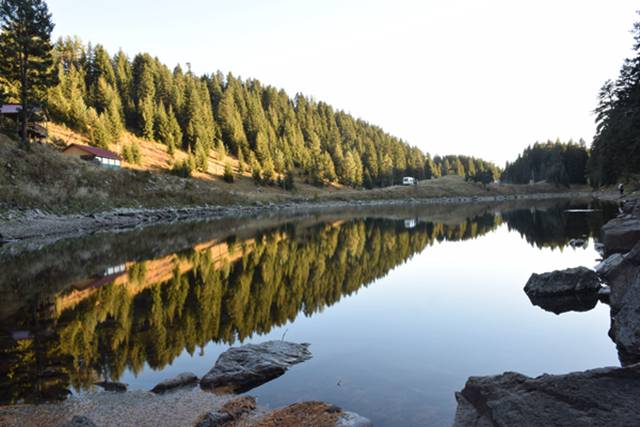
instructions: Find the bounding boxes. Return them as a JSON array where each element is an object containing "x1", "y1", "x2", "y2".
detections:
[
  {"x1": 0, "y1": 104, "x2": 48, "y2": 141},
  {"x1": 63, "y1": 144, "x2": 122, "y2": 168}
]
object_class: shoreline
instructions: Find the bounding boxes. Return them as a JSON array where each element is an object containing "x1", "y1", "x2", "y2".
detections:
[{"x1": 0, "y1": 190, "x2": 604, "y2": 248}]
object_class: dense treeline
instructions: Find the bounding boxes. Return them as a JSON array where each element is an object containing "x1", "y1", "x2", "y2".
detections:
[
  {"x1": 429, "y1": 154, "x2": 500, "y2": 181},
  {"x1": 587, "y1": 17, "x2": 640, "y2": 186},
  {"x1": 44, "y1": 37, "x2": 499, "y2": 187},
  {"x1": 501, "y1": 140, "x2": 589, "y2": 186}
]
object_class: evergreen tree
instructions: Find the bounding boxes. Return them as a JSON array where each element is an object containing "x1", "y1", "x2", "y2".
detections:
[{"x1": 0, "y1": 0, "x2": 56, "y2": 148}]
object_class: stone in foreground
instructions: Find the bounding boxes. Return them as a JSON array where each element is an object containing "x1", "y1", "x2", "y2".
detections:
[
  {"x1": 524, "y1": 266, "x2": 601, "y2": 297},
  {"x1": 453, "y1": 364, "x2": 640, "y2": 427},
  {"x1": 200, "y1": 341, "x2": 312, "y2": 393},
  {"x1": 151, "y1": 372, "x2": 198, "y2": 394}
]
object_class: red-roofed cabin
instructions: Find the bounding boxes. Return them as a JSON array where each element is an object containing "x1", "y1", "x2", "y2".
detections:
[
  {"x1": 0, "y1": 104, "x2": 48, "y2": 141},
  {"x1": 63, "y1": 144, "x2": 122, "y2": 168}
]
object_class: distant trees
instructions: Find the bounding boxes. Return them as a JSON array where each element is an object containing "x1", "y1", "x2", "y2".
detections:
[
  {"x1": 587, "y1": 15, "x2": 640, "y2": 186},
  {"x1": 501, "y1": 140, "x2": 589, "y2": 186},
  {"x1": 0, "y1": 0, "x2": 56, "y2": 148}
]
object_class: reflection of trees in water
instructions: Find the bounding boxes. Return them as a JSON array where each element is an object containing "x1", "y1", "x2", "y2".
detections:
[
  {"x1": 0, "y1": 216, "x2": 504, "y2": 404},
  {"x1": 502, "y1": 201, "x2": 617, "y2": 249}
]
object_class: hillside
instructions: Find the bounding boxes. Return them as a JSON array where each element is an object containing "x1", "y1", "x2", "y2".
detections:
[{"x1": 0, "y1": 129, "x2": 592, "y2": 215}]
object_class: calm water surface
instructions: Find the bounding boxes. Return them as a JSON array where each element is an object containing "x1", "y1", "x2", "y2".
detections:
[{"x1": 0, "y1": 200, "x2": 621, "y2": 426}]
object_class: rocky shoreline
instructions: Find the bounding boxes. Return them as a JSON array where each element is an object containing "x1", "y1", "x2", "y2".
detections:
[
  {"x1": 0, "y1": 341, "x2": 371, "y2": 427},
  {"x1": 453, "y1": 197, "x2": 640, "y2": 426},
  {"x1": 0, "y1": 190, "x2": 598, "y2": 250}
]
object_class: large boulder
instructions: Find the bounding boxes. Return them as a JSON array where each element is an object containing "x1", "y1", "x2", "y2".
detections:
[
  {"x1": 151, "y1": 372, "x2": 198, "y2": 394},
  {"x1": 453, "y1": 364, "x2": 640, "y2": 427},
  {"x1": 602, "y1": 216, "x2": 640, "y2": 255},
  {"x1": 200, "y1": 341, "x2": 312, "y2": 393},
  {"x1": 524, "y1": 267, "x2": 601, "y2": 297}
]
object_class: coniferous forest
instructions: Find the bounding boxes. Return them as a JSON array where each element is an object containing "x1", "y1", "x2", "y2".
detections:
[
  {"x1": 587, "y1": 19, "x2": 640, "y2": 186},
  {"x1": 45, "y1": 37, "x2": 499, "y2": 188}
]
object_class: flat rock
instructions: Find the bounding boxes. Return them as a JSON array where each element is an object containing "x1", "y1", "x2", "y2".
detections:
[
  {"x1": 602, "y1": 216, "x2": 640, "y2": 255},
  {"x1": 200, "y1": 341, "x2": 312, "y2": 393},
  {"x1": 453, "y1": 364, "x2": 640, "y2": 427},
  {"x1": 524, "y1": 267, "x2": 601, "y2": 297},
  {"x1": 151, "y1": 372, "x2": 198, "y2": 394}
]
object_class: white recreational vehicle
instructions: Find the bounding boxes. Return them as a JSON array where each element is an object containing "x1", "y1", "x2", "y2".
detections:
[{"x1": 402, "y1": 177, "x2": 416, "y2": 185}]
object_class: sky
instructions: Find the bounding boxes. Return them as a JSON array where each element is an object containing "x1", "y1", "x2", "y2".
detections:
[{"x1": 46, "y1": 0, "x2": 639, "y2": 165}]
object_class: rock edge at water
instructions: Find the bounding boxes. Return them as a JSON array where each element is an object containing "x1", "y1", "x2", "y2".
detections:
[{"x1": 453, "y1": 364, "x2": 640, "y2": 427}]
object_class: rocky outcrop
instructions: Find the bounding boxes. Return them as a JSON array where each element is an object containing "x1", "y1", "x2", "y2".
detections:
[
  {"x1": 453, "y1": 364, "x2": 640, "y2": 427},
  {"x1": 200, "y1": 341, "x2": 312, "y2": 393},
  {"x1": 601, "y1": 216, "x2": 640, "y2": 255},
  {"x1": 524, "y1": 267, "x2": 601, "y2": 297},
  {"x1": 151, "y1": 372, "x2": 198, "y2": 394}
]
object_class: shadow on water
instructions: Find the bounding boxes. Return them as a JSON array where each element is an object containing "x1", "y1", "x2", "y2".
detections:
[{"x1": 0, "y1": 198, "x2": 617, "y2": 405}]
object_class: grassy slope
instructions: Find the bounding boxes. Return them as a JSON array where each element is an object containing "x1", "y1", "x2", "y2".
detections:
[{"x1": 0, "y1": 126, "x2": 592, "y2": 214}]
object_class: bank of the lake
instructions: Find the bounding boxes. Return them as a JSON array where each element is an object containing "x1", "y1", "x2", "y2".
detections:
[{"x1": 0, "y1": 199, "x2": 621, "y2": 426}]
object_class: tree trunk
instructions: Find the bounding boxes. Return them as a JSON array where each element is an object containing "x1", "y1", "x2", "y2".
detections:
[{"x1": 20, "y1": 50, "x2": 29, "y2": 150}]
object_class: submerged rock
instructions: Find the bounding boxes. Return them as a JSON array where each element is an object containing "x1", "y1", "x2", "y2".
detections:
[
  {"x1": 527, "y1": 292, "x2": 599, "y2": 314},
  {"x1": 524, "y1": 267, "x2": 601, "y2": 297},
  {"x1": 200, "y1": 341, "x2": 312, "y2": 393},
  {"x1": 453, "y1": 364, "x2": 640, "y2": 427},
  {"x1": 151, "y1": 372, "x2": 198, "y2": 394},
  {"x1": 94, "y1": 381, "x2": 127, "y2": 392}
]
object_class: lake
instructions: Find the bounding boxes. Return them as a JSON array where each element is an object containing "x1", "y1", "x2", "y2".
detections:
[{"x1": 0, "y1": 199, "x2": 621, "y2": 426}]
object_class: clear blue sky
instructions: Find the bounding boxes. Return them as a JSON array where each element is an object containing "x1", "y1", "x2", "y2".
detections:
[{"x1": 47, "y1": 0, "x2": 639, "y2": 165}]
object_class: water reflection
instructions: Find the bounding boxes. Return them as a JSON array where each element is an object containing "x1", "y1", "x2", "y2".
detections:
[{"x1": 0, "y1": 200, "x2": 616, "y2": 405}]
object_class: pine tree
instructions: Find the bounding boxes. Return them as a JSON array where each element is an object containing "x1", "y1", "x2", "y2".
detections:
[{"x1": 0, "y1": 0, "x2": 57, "y2": 148}]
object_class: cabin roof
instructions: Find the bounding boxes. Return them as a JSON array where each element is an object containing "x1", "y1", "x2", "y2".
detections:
[
  {"x1": 1, "y1": 104, "x2": 22, "y2": 114},
  {"x1": 64, "y1": 143, "x2": 121, "y2": 160}
]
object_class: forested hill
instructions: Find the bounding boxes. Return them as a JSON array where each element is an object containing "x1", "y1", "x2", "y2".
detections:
[{"x1": 46, "y1": 37, "x2": 498, "y2": 188}]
